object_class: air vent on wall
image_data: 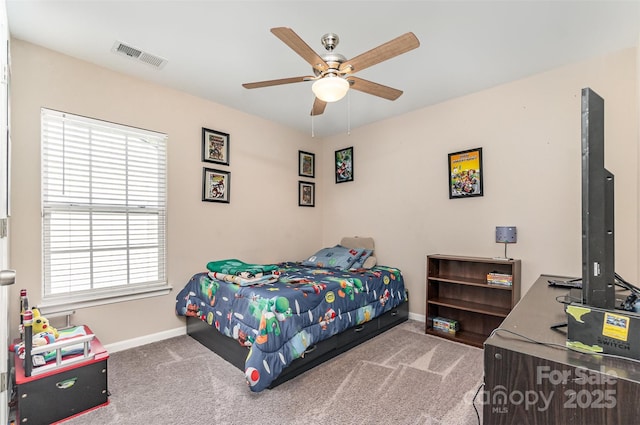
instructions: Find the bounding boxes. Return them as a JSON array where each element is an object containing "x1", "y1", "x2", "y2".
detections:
[{"x1": 111, "y1": 41, "x2": 167, "y2": 69}]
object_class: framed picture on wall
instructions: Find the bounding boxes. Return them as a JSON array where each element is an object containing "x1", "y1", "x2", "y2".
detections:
[
  {"x1": 202, "y1": 127, "x2": 230, "y2": 165},
  {"x1": 335, "y1": 146, "x2": 353, "y2": 183},
  {"x1": 298, "y1": 150, "x2": 315, "y2": 178},
  {"x1": 202, "y1": 167, "x2": 230, "y2": 203},
  {"x1": 298, "y1": 181, "x2": 315, "y2": 207},
  {"x1": 448, "y1": 147, "x2": 483, "y2": 199}
]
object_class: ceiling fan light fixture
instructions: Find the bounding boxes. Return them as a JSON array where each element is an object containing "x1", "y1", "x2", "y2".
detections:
[{"x1": 312, "y1": 76, "x2": 349, "y2": 102}]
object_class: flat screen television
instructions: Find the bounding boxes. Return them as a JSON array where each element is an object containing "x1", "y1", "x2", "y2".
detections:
[{"x1": 581, "y1": 87, "x2": 615, "y2": 309}]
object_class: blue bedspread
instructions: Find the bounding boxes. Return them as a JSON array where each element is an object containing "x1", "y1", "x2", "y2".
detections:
[{"x1": 175, "y1": 262, "x2": 407, "y2": 392}]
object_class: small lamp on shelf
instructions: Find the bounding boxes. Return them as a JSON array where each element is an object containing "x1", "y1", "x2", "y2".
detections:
[{"x1": 495, "y1": 226, "x2": 517, "y2": 259}]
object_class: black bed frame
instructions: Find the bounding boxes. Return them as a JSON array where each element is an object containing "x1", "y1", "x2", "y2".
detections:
[{"x1": 186, "y1": 297, "x2": 409, "y2": 389}]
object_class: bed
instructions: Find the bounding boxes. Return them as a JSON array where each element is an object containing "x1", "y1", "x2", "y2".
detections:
[{"x1": 175, "y1": 237, "x2": 408, "y2": 392}]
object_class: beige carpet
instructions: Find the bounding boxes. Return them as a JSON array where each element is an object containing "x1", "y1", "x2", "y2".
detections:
[{"x1": 64, "y1": 320, "x2": 484, "y2": 425}]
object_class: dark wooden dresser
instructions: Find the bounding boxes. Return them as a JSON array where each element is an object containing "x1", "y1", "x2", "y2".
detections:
[{"x1": 484, "y1": 274, "x2": 640, "y2": 424}]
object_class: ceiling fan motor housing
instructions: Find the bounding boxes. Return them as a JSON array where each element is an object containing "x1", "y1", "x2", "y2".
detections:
[{"x1": 314, "y1": 53, "x2": 346, "y2": 77}]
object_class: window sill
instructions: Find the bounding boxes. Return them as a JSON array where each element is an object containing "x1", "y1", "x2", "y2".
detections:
[{"x1": 39, "y1": 284, "x2": 173, "y2": 313}]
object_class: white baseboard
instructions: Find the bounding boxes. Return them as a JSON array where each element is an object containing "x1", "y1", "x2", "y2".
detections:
[
  {"x1": 106, "y1": 313, "x2": 424, "y2": 354},
  {"x1": 409, "y1": 312, "x2": 426, "y2": 322},
  {"x1": 104, "y1": 326, "x2": 186, "y2": 353}
]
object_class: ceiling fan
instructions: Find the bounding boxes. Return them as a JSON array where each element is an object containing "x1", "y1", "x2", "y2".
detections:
[{"x1": 242, "y1": 27, "x2": 420, "y2": 116}]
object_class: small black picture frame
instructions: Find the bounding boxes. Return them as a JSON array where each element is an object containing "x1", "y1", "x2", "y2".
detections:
[
  {"x1": 335, "y1": 146, "x2": 354, "y2": 184},
  {"x1": 448, "y1": 147, "x2": 483, "y2": 199},
  {"x1": 298, "y1": 150, "x2": 315, "y2": 178},
  {"x1": 202, "y1": 127, "x2": 230, "y2": 166},
  {"x1": 202, "y1": 167, "x2": 230, "y2": 203},
  {"x1": 298, "y1": 181, "x2": 315, "y2": 207}
]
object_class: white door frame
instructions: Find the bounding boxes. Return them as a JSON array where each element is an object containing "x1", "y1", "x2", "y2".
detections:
[{"x1": 0, "y1": 1, "x2": 11, "y2": 423}]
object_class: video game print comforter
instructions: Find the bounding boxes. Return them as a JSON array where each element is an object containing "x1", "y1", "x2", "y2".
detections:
[{"x1": 175, "y1": 262, "x2": 407, "y2": 392}]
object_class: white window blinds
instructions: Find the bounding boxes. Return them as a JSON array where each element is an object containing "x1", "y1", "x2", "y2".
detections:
[{"x1": 41, "y1": 108, "x2": 168, "y2": 305}]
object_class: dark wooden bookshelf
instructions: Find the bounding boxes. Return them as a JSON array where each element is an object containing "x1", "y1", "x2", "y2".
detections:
[{"x1": 426, "y1": 254, "x2": 521, "y2": 348}]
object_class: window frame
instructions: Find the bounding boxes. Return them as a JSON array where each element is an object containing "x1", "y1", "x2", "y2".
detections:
[{"x1": 40, "y1": 108, "x2": 170, "y2": 310}]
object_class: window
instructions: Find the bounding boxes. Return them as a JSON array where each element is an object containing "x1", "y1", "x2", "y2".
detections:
[{"x1": 41, "y1": 109, "x2": 168, "y2": 308}]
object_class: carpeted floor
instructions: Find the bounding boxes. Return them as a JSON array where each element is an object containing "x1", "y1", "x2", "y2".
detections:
[{"x1": 63, "y1": 320, "x2": 484, "y2": 425}]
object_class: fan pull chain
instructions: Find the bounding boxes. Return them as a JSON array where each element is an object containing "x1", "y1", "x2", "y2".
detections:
[
  {"x1": 347, "y1": 90, "x2": 351, "y2": 135},
  {"x1": 311, "y1": 112, "x2": 315, "y2": 138}
]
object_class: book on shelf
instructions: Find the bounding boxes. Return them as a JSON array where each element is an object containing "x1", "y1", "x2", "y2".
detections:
[{"x1": 487, "y1": 272, "x2": 513, "y2": 286}]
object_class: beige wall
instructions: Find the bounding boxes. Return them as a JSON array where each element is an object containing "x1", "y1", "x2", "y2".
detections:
[
  {"x1": 9, "y1": 39, "x2": 323, "y2": 345},
  {"x1": 323, "y1": 47, "x2": 639, "y2": 317},
  {"x1": 8, "y1": 38, "x2": 639, "y2": 346}
]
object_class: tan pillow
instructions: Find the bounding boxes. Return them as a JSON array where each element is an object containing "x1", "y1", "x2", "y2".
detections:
[
  {"x1": 340, "y1": 236, "x2": 374, "y2": 251},
  {"x1": 362, "y1": 256, "x2": 377, "y2": 269}
]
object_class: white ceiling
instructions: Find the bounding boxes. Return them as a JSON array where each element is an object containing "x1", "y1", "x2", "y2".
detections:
[{"x1": 6, "y1": 1, "x2": 640, "y2": 137}]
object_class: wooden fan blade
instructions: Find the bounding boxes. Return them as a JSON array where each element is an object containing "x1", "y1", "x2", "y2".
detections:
[
  {"x1": 311, "y1": 97, "x2": 327, "y2": 116},
  {"x1": 242, "y1": 76, "x2": 312, "y2": 89},
  {"x1": 339, "y1": 32, "x2": 420, "y2": 74},
  {"x1": 271, "y1": 27, "x2": 328, "y2": 73},
  {"x1": 348, "y1": 77, "x2": 403, "y2": 100}
]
